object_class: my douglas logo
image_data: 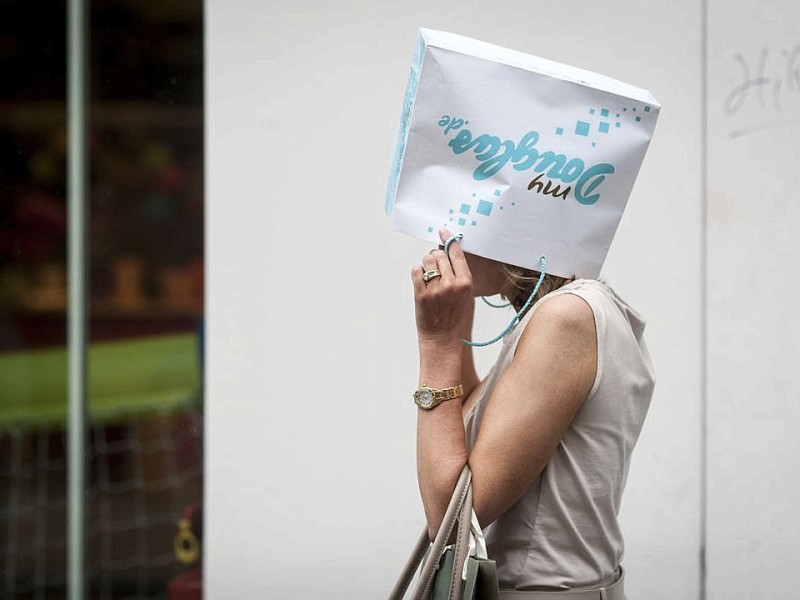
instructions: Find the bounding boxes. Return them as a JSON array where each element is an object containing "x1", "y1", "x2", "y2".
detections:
[{"x1": 438, "y1": 115, "x2": 615, "y2": 205}]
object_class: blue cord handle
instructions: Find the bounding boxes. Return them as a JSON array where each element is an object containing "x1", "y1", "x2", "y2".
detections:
[
  {"x1": 481, "y1": 296, "x2": 511, "y2": 309},
  {"x1": 443, "y1": 233, "x2": 463, "y2": 254},
  {"x1": 442, "y1": 233, "x2": 547, "y2": 347},
  {"x1": 463, "y1": 259, "x2": 546, "y2": 347}
]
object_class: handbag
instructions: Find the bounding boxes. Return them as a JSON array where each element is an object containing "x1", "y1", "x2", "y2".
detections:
[
  {"x1": 388, "y1": 466, "x2": 627, "y2": 600},
  {"x1": 389, "y1": 465, "x2": 500, "y2": 600}
]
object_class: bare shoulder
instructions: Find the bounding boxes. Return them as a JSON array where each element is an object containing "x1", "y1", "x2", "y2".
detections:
[
  {"x1": 521, "y1": 292, "x2": 596, "y2": 346},
  {"x1": 513, "y1": 291, "x2": 597, "y2": 390}
]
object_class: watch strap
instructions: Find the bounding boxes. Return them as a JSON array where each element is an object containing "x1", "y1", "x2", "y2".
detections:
[{"x1": 429, "y1": 384, "x2": 463, "y2": 402}]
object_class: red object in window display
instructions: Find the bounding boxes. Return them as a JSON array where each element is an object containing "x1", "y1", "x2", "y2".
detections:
[
  {"x1": 168, "y1": 567, "x2": 202, "y2": 600},
  {"x1": 168, "y1": 504, "x2": 202, "y2": 600}
]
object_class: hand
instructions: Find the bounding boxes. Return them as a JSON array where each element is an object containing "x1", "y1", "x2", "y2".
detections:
[{"x1": 411, "y1": 229, "x2": 475, "y2": 350}]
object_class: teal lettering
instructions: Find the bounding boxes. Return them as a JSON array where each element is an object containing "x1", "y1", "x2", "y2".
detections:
[
  {"x1": 448, "y1": 129, "x2": 474, "y2": 154},
  {"x1": 472, "y1": 134, "x2": 501, "y2": 159},
  {"x1": 448, "y1": 132, "x2": 514, "y2": 180},
  {"x1": 560, "y1": 158, "x2": 585, "y2": 183},
  {"x1": 473, "y1": 137, "x2": 515, "y2": 180},
  {"x1": 510, "y1": 131, "x2": 541, "y2": 171},
  {"x1": 533, "y1": 150, "x2": 568, "y2": 178},
  {"x1": 444, "y1": 118, "x2": 465, "y2": 135},
  {"x1": 575, "y1": 164, "x2": 615, "y2": 205},
  {"x1": 439, "y1": 117, "x2": 615, "y2": 204}
]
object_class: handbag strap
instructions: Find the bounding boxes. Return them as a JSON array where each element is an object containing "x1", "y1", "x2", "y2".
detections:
[
  {"x1": 447, "y1": 483, "x2": 474, "y2": 600},
  {"x1": 417, "y1": 465, "x2": 472, "y2": 600},
  {"x1": 390, "y1": 528, "x2": 431, "y2": 600},
  {"x1": 388, "y1": 465, "x2": 473, "y2": 600}
]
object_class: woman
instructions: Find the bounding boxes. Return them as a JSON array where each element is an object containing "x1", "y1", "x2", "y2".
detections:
[{"x1": 411, "y1": 228, "x2": 654, "y2": 594}]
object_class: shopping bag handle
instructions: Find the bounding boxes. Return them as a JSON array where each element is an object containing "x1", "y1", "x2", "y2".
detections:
[{"x1": 388, "y1": 464, "x2": 474, "y2": 600}]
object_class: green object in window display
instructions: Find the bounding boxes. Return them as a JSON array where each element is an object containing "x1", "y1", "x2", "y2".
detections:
[{"x1": 0, "y1": 333, "x2": 200, "y2": 426}]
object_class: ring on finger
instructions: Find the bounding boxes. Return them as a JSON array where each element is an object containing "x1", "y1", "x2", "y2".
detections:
[{"x1": 422, "y1": 269, "x2": 442, "y2": 283}]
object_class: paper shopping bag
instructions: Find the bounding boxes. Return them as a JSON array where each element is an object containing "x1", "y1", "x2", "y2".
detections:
[{"x1": 386, "y1": 28, "x2": 660, "y2": 279}]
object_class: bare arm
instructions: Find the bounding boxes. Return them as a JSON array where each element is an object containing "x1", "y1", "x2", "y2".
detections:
[
  {"x1": 460, "y1": 338, "x2": 481, "y2": 400},
  {"x1": 412, "y1": 233, "x2": 596, "y2": 539},
  {"x1": 466, "y1": 294, "x2": 596, "y2": 526}
]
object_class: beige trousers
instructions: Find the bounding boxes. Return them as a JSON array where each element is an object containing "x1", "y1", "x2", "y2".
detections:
[{"x1": 498, "y1": 567, "x2": 625, "y2": 600}]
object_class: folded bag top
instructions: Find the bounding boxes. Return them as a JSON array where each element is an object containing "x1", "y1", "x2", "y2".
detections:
[{"x1": 386, "y1": 28, "x2": 660, "y2": 279}]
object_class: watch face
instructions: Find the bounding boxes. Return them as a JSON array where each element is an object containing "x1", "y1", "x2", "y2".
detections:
[{"x1": 416, "y1": 389, "x2": 435, "y2": 409}]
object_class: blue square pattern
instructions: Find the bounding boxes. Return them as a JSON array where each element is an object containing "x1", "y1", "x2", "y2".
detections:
[
  {"x1": 599, "y1": 122, "x2": 610, "y2": 134},
  {"x1": 644, "y1": 106, "x2": 651, "y2": 112},
  {"x1": 601, "y1": 108, "x2": 609, "y2": 117},
  {"x1": 427, "y1": 226, "x2": 434, "y2": 233},
  {"x1": 616, "y1": 122, "x2": 621, "y2": 128},
  {"x1": 555, "y1": 127, "x2": 564, "y2": 136},
  {"x1": 471, "y1": 220, "x2": 477, "y2": 226},
  {"x1": 589, "y1": 108, "x2": 596, "y2": 115},
  {"x1": 635, "y1": 116, "x2": 641, "y2": 122},
  {"x1": 458, "y1": 218, "x2": 466, "y2": 226},
  {"x1": 493, "y1": 189, "x2": 501, "y2": 196},
  {"x1": 477, "y1": 200, "x2": 493, "y2": 216},
  {"x1": 575, "y1": 121, "x2": 590, "y2": 137},
  {"x1": 460, "y1": 203, "x2": 471, "y2": 215}
]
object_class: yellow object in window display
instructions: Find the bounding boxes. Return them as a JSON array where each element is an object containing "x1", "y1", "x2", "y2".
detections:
[{"x1": 174, "y1": 517, "x2": 200, "y2": 566}]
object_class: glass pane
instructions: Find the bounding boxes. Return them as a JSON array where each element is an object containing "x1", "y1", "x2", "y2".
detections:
[
  {"x1": 86, "y1": 1, "x2": 204, "y2": 598},
  {"x1": 0, "y1": 2, "x2": 69, "y2": 597},
  {"x1": 0, "y1": 1, "x2": 204, "y2": 598}
]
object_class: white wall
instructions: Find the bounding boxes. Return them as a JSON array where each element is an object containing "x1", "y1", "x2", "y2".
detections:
[
  {"x1": 205, "y1": 1, "x2": 702, "y2": 598},
  {"x1": 706, "y1": 2, "x2": 800, "y2": 598}
]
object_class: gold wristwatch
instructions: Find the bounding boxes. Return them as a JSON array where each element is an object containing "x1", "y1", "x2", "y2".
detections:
[{"x1": 413, "y1": 384, "x2": 464, "y2": 410}]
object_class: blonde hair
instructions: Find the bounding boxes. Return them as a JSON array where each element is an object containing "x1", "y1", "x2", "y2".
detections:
[{"x1": 500, "y1": 264, "x2": 573, "y2": 313}]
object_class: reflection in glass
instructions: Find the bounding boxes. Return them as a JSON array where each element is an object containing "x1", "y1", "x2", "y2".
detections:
[{"x1": 1, "y1": 1, "x2": 203, "y2": 597}]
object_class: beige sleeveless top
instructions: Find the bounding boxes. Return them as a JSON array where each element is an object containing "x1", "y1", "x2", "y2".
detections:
[{"x1": 464, "y1": 279, "x2": 655, "y2": 590}]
